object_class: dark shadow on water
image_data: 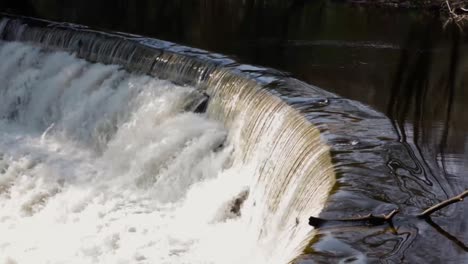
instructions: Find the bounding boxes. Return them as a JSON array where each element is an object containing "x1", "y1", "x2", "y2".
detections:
[{"x1": 1, "y1": 0, "x2": 468, "y2": 262}]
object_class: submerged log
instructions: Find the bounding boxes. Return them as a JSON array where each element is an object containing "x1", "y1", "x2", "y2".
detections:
[
  {"x1": 309, "y1": 189, "x2": 468, "y2": 228},
  {"x1": 309, "y1": 209, "x2": 398, "y2": 228}
]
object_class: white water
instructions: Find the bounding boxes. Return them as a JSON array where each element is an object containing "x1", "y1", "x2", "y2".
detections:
[{"x1": 0, "y1": 41, "x2": 331, "y2": 264}]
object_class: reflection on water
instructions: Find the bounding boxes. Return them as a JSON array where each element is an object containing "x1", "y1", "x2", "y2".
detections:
[{"x1": 1, "y1": 0, "x2": 468, "y2": 262}]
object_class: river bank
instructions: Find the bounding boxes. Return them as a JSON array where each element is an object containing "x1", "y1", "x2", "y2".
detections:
[{"x1": 345, "y1": 0, "x2": 466, "y2": 12}]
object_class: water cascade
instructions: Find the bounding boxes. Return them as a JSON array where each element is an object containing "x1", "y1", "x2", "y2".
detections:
[{"x1": 0, "y1": 15, "x2": 335, "y2": 263}]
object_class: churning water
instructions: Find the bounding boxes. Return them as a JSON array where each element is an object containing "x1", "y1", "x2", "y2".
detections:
[{"x1": 0, "y1": 40, "x2": 333, "y2": 264}]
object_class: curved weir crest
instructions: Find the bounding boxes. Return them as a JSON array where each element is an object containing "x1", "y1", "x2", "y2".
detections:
[{"x1": 0, "y1": 16, "x2": 335, "y2": 263}]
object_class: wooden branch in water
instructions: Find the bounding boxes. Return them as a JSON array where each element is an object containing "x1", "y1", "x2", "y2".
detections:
[
  {"x1": 417, "y1": 190, "x2": 468, "y2": 218},
  {"x1": 309, "y1": 189, "x2": 468, "y2": 228},
  {"x1": 309, "y1": 209, "x2": 399, "y2": 228}
]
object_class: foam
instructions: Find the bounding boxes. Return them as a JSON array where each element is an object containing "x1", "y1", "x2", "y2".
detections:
[{"x1": 0, "y1": 40, "x2": 334, "y2": 264}]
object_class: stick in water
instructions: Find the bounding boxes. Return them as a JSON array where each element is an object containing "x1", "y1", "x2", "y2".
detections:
[
  {"x1": 417, "y1": 190, "x2": 468, "y2": 218},
  {"x1": 309, "y1": 189, "x2": 468, "y2": 228}
]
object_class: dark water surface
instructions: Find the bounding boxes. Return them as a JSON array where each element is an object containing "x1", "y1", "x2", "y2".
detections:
[{"x1": 2, "y1": 1, "x2": 468, "y2": 263}]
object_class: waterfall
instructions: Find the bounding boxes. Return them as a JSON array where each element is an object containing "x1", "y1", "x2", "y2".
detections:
[{"x1": 0, "y1": 15, "x2": 335, "y2": 264}]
